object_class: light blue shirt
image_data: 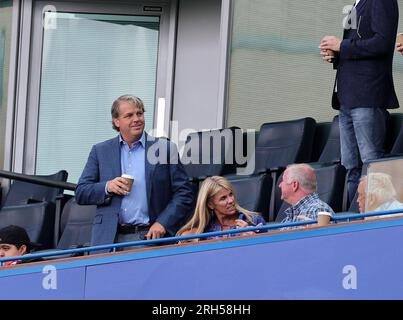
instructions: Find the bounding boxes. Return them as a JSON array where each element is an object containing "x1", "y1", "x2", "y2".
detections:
[
  {"x1": 112, "y1": 132, "x2": 149, "y2": 225},
  {"x1": 373, "y1": 200, "x2": 403, "y2": 219}
]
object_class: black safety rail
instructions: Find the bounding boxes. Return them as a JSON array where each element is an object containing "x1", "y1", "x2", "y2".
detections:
[{"x1": 0, "y1": 170, "x2": 76, "y2": 191}]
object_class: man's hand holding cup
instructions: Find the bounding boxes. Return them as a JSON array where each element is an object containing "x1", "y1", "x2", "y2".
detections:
[{"x1": 107, "y1": 174, "x2": 134, "y2": 196}]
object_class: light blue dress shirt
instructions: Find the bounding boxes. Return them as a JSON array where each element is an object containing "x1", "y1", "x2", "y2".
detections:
[{"x1": 116, "y1": 132, "x2": 149, "y2": 225}]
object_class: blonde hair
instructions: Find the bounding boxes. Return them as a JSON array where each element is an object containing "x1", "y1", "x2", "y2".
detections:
[
  {"x1": 366, "y1": 172, "x2": 397, "y2": 212},
  {"x1": 176, "y1": 176, "x2": 258, "y2": 236}
]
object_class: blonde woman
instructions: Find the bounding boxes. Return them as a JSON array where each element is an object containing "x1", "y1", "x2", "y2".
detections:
[{"x1": 177, "y1": 176, "x2": 265, "y2": 241}]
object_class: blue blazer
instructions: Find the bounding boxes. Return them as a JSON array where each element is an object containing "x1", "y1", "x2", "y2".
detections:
[
  {"x1": 332, "y1": 0, "x2": 399, "y2": 110},
  {"x1": 75, "y1": 133, "x2": 194, "y2": 246}
]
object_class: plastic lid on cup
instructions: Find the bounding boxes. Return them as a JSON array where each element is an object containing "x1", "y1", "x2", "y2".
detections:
[{"x1": 317, "y1": 211, "x2": 333, "y2": 217}]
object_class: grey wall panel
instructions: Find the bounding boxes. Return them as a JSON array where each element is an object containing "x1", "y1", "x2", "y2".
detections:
[{"x1": 172, "y1": 0, "x2": 222, "y2": 137}]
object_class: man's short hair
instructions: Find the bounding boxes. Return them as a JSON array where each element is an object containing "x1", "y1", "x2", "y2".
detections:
[
  {"x1": 286, "y1": 163, "x2": 317, "y2": 193},
  {"x1": 111, "y1": 95, "x2": 145, "y2": 131}
]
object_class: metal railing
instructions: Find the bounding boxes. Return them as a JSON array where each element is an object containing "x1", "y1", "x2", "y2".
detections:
[
  {"x1": 332, "y1": 208, "x2": 403, "y2": 222},
  {"x1": 0, "y1": 169, "x2": 76, "y2": 191},
  {"x1": 0, "y1": 220, "x2": 316, "y2": 265}
]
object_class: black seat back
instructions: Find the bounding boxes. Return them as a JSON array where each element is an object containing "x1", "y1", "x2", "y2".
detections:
[
  {"x1": 348, "y1": 192, "x2": 359, "y2": 213},
  {"x1": 318, "y1": 115, "x2": 341, "y2": 163},
  {"x1": 0, "y1": 202, "x2": 54, "y2": 249},
  {"x1": 254, "y1": 118, "x2": 316, "y2": 173},
  {"x1": 386, "y1": 113, "x2": 403, "y2": 154},
  {"x1": 390, "y1": 117, "x2": 403, "y2": 155},
  {"x1": 3, "y1": 170, "x2": 68, "y2": 207},
  {"x1": 391, "y1": 126, "x2": 403, "y2": 155},
  {"x1": 57, "y1": 198, "x2": 96, "y2": 250},
  {"x1": 227, "y1": 173, "x2": 272, "y2": 220},
  {"x1": 347, "y1": 163, "x2": 371, "y2": 213},
  {"x1": 311, "y1": 121, "x2": 331, "y2": 162},
  {"x1": 182, "y1": 127, "x2": 240, "y2": 179}
]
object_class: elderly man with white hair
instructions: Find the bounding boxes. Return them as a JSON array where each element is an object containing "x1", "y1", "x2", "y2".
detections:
[
  {"x1": 279, "y1": 163, "x2": 334, "y2": 224},
  {"x1": 357, "y1": 173, "x2": 403, "y2": 217}
]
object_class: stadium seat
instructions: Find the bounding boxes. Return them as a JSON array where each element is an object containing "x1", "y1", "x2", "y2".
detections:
[
  {"x1": 385, "y1": 113, "x2": 403, "y2": 154},
  {"x1": 0, "y1": 202, "x2": 54, "y2": 249},
  {"x1": 254, "y1": 117, "x2": 316, "y2": 173},
  {"x1": 0, "y1": 170, "x2": 69, "y2": 248},
  {"x1": 182, "y1": 127, "x2": 241, "y2": 180},
  {"x1": 347, "y1": 191, "x2": 359, "y2": 213},
  {"x1": 57, "y1": 198, "x2": 96, "y2": 250},
  {"x1": 311, "y1": 120, "x2": 332, "y2": 162},
  {"x1": 227, "y1": 173, "x2": 272, "y2": 220},
  {"x1": 32, "y1": 198, "x2": 96, "y2": 260},
  {"x1": 390, "y1": 125, "x2": 403, "y2": 155},
  {"x1": 2, "y1": 170, "x2": 68, "y2": 207},
  {"x1": 317, "y1": 115, "x2": 341, "y2": 164}
]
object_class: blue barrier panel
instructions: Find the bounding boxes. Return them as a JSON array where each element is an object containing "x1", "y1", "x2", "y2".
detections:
[
  {"x1": 83, "y1": 219, "x2": 403, "y2": 299},
  {"x1": 1, "y1": 216, "x2": 403, "y2": 299},
  {"x1": 0, "y1": 266, "x2": 86, "y2": 299}
]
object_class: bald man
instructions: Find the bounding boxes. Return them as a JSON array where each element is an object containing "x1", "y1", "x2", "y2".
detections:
[{"x1": 279, "y1": 164, "x2": 334, "y2": 224}]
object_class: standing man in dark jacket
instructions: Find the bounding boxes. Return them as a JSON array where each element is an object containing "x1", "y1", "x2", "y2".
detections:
[{"x1": 319, "y1": 0, "x2": 399, "y2": 202}]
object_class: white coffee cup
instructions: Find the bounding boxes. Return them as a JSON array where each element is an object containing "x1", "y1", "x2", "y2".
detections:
[
  {"x1": 121, "y1": 174, "x2": 134, "y2": 193},
  {"x1": 317, "y1": 211, "x2": 332, "y2": 226}
]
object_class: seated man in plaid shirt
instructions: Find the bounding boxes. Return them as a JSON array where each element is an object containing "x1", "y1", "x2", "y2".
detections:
[{"x1": 279, "y1": 163, "x2": 334, "y2": 227}]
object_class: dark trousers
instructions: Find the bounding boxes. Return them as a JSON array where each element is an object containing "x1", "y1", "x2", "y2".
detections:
[{"x1": 115, "y1": 225, "x2": 152, "y2": 251}]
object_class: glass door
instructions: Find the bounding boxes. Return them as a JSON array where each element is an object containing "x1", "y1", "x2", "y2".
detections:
[{"x1": 24, "y1": 1, "x2": 174, "y2": 183}]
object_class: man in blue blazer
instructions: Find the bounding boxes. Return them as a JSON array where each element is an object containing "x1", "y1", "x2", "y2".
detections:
[
  {"x1": 76, "y1": 95, "x2": 194, "y2": 250},
  {"x1": 319, "y1": 0, "x2": 399, "y2": 202}
]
